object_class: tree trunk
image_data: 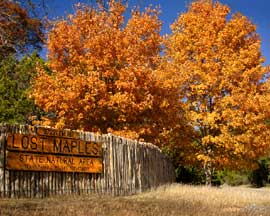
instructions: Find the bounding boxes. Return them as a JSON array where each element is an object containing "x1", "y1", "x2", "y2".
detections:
[{"x1": 204, "y1": 161, "x2": 212, "y2": 186}]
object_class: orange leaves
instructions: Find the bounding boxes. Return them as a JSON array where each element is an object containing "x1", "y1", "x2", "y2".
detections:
[
  {"x1": 163, "y1": 0, "x2": 270, "y2": 170},
  {"x1": 31, "y1": 1, "x2": 184, "y2": 146},
  {"x1": 31, "y1": 0, "x2": 270, "y2": 173},
  {"x1": 0, "y1": 0, "x2": 43, "y2": 57}
]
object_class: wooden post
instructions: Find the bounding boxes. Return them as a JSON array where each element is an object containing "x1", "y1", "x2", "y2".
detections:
[
  {"x1": 0, "y1": 124, "x2": 176, "y2": 198},
  {"x1": 0, "y1": 128, "x2": 6, "y2": 197}
]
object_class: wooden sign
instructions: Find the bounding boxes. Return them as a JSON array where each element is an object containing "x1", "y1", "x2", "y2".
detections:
[
  {"x1": 36, "y1": 127, "x2": 80, "y2": 139},
  {"x1": 6, "y1": 152, "x2": 102, "y2": 173},
  {"x1": 5, "y1": 128, "x2": 103, "y2": 173},
  {"x1": 7, "y1": 133, "x2": 102, "y2": 157}
]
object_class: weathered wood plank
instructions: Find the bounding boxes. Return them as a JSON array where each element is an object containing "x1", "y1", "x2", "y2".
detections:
[{"x1": 0, "y1": 124, "x2": 175, "y2": 198}]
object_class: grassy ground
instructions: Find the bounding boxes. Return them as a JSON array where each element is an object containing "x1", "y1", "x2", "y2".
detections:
[{"x1": 1, "y1": 184, "x2": 270, "y2": 216}]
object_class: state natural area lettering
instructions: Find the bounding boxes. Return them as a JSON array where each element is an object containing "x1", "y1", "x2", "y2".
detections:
[
  {"x1": 7, "y1": 152, "x2": 102, "y2": 173},
  {"x1": 5, "y1": 128, "x2": 103, "y2": 173}
]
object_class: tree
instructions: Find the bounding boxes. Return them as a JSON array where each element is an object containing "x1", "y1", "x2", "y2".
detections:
[
  {"x1": 163, "y1": 0, "x2": 270, "y2": 184},
  {"x1": 0, "y1": 0, "x2": 44, "y2": 57},
  {"x1": 0, "y1": 0, "x2": 45, "y2": 124},
  {"x1": 0, "y1": 53, "x2": 44, "y2": 124},
  {"x1": 31, "y1": 1, "x2": 185, "y2": 146}
]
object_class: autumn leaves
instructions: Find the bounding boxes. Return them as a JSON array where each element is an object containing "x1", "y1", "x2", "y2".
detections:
[
  {"x1": 32, "y1": 1, "x2": 180, "y2": 146},
  {"x1": 163, "y1": 0, "x2": 270, "y2": 182},
  {"x1": 31, "y1": 0, "x2": 270, "y2": 182}
]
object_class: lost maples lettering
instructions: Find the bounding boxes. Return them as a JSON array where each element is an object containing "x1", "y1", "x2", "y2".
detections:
[
  {"x1": 6, "y1": 129, "x2": 102, "y2": 173},
  {"x1": 7, "y1": 133, "x2": 102, "y2": 157}
]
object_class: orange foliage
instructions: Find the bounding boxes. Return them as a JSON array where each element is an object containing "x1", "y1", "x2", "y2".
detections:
[
  {"x1": 31, "y1": 1, "x2": 185, "y2": 146},
  {"x1": 163, "y1": 0, "x2": 270, "y2": 174},
  {"x1": 0, "y1": 0, "x2": 43, "y2": 56}
]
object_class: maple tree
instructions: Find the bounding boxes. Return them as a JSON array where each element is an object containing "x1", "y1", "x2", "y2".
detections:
[
  {"x1": 163, "y1": 0, "x2": 270, "y2": 184},
  {"x1": 0, "y1": 0, "x2": 44, "y2": 57},
  {"x1": 31, "y1": 1, "x2": 185, "y2": 145}
]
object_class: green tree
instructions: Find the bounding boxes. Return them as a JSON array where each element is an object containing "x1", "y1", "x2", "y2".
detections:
[
  {"x1": 0, "y1": 53, "x2": 44, "y2": 124},
  {"x1": 0, "y1": 0, "x2": 45, "y2": 124}
]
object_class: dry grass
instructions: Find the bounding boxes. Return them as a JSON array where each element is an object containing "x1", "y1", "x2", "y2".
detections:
[{"x1": 1, "y1": 184, "x2": 270, "y2": 216}]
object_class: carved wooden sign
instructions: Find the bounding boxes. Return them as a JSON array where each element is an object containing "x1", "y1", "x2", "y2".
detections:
[
  {"x1": 6, "y1": 128, "x2": 103, "y2": 173},
  {"x1": 6, "y1": 152, "x2": 102, "y2": 173}
]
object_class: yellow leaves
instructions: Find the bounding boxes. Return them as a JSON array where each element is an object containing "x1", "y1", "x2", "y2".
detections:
[
  {"x1": 107, "y1": 127, "x2": 140, "y2": 140},
  {"x1": 78, "y1": 113, "x2": 84, "y2": 120},
  {"x1": 55, "y1": 118, "x2": 66, "y2": 129},
  {"x1": 162, "y1": 0, "x2": 270, "y2": 170},
  {"x1": 196, "y1": 154, "x2": 211, "y2": 163},
  {"x1": 30, "y1": 0, "x2": 270, "y2": 173},
  {"x1": 160, "y1": 99, "x2": 169, "y2": 109}
]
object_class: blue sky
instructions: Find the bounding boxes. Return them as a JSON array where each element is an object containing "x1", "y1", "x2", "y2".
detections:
[{"x1": 40, "y1": 0, "x2": 269, "y2": 65}]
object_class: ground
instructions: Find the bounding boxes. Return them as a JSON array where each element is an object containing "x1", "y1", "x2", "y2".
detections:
[{"x1": 1, "y1": 184, "x2": 270, "y2": 216}]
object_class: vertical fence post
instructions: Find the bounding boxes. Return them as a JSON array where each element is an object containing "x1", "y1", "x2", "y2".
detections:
[
  {"x1": 0, "y1": 127, "x2": 6, "y2": 197},
  {"x1": 0, "y1": 124, "x2": 175, "y2": 198}
]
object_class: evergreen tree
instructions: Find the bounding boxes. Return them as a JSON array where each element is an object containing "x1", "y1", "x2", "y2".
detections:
[{"x1": 0, "y1": 53, "x2": 44, "y2": 124}]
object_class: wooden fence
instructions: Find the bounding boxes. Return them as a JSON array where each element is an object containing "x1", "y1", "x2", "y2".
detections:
[{"x1": 0, "y1": 125, "x2": 175, "y2": 198}]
